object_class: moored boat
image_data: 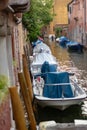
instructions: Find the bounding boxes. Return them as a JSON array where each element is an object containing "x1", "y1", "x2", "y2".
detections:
[
  {"x1": 30, "y1": 52, "x2": 58, "y2": 76},
  {"x1": 56, "y1": 36, "x2": 70, "y2": 48},
  {"x1": 66, "y1": 41, "x2": 83, "y2": 53},
  {"x1": 33, "y1": 42, "x2": 52, "y2": 55},
  {"x1": 33, "y1": 71, "x2": 86, "y2": 110}
]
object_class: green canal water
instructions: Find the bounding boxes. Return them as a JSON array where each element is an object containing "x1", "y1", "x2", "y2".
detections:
[{"x1": 35, "y1": 41, "x2": 87, "y2": 125}]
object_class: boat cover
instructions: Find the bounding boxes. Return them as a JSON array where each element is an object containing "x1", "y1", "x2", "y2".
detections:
[
  {"x1": 59, "y1": 36, "x2": 70, "y2": 47},
  {"x1": 32, "y1": 39, "x2": 43, "y2": 48},
  {"x1": 41, "y1": 61, "x2": 57, "y2": 73},
  {"x1": 66, "y1": 41, "x2": 79, "y2": 46},
  {"x1": 66, "y1": 41, "x2": 83, "y2": 53},
  {"x1": 31, "y1": 52, "x2": 57, "y2": 65},
  {"x1": 42, "y1": 72, "x2": 74, "y2": 98},
  {"x1": 33, "y1": 43, "x2": 51, "y2": 54},
  {"x1": 59, "y1": 36, "x2": 69, "y2": 42}
]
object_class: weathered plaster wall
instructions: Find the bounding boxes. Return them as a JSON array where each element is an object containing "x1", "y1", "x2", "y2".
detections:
[{"x1": 68, "y1": 0, "x2": 87, "y2": 47}]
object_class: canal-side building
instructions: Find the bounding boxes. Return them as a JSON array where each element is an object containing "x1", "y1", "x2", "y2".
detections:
[
  {"x1": 68, "y1": 0, "x2": 87, "y2": 47},
  {"x1": 0, "y1": 0, "x2": 30, "y2": 129},
  {"x1": 48, "y1": 0, "x2": 72, "y2": 37}
]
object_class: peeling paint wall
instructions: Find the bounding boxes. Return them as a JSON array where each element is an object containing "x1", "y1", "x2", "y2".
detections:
[{"x1": 68, "y1": 0, "x2": 87, "y2": 47}]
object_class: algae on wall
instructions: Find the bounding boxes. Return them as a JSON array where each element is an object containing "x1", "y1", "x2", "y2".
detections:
[{"x1": 0, "y1": 75, "x2": 9, "y2": 101}]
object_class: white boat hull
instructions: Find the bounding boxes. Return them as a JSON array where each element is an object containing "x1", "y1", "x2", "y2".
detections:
[{"x1": 35, "y1": 95, "x2": 86, "y2": 110}]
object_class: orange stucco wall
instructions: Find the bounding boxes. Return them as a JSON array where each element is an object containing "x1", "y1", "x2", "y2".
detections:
[{"x1": 49, "y1": 0, "x2": 72, "y2": 34}]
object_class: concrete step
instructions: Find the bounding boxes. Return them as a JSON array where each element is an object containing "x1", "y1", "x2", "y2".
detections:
[{"x1": 38, "y1": 120, "x2": 87, "y2": 130}]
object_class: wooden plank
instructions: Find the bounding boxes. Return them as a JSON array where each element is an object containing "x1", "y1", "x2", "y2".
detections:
[
  {"x1": 22, "y1": 54, "x2": 33, "y2": 102},
  {"x1": 9, "y1": 86, "x2": 28, "y2": 130},
  {"x1": 18, "y1": 72, "x2": 37, "y2": 130}
]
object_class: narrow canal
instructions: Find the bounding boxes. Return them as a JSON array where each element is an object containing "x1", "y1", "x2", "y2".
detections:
[{"x1": 35, "y1": 40, "x2": 87, "y2": 125}]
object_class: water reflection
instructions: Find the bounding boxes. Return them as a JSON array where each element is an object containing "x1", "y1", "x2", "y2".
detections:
[
  {"x1": 36, "y1": 41, "x2": 87, "y2": 124},
  {"x1": 69, "y1": 52, "x2": 87, "y2": 87},
  {"x1": 54, "y1": 44, "x2": 87, "y2": 87},
  {"x1": 36, "y1": 104, "x2": 84, "y2": 125},
  {"x1": 54, "y1": 43, "x2": 87, "y2": 118}
]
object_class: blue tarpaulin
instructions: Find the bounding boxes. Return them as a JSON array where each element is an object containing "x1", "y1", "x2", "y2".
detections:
[
  {"x1": 32, "y1": 39, "x2": 43, "y2": 48},
  {"x1": 42, "y1": 72, "x2": 74, "y2": 98},
  {"x1": 41, "y1": 61, "x2": 57, "y2": 73},
  {"x1": 66, "y1": 41, "x2": 83, "y2": 53},
  {"x1": 59, "y1": 36, "x2": 70, "y2": 47}
]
